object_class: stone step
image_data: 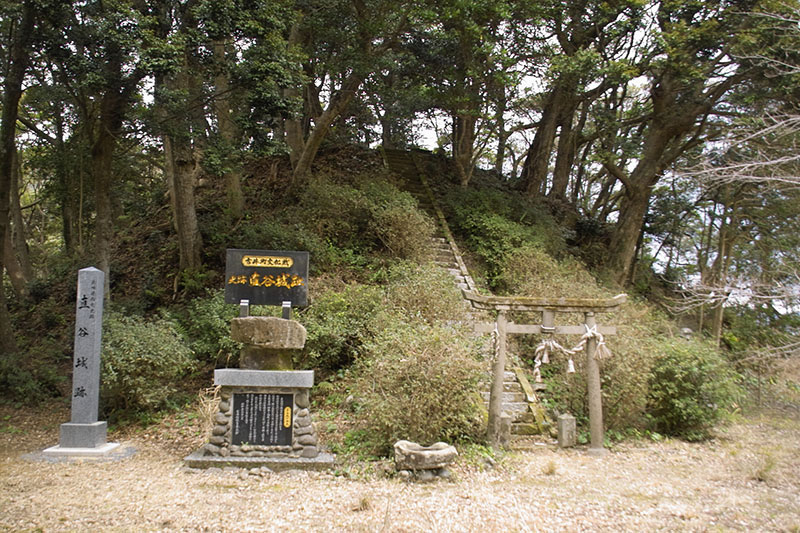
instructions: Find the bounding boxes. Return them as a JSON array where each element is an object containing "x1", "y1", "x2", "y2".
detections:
[
  {"x1": 480, "y1": 391, "x2": 526, "y2": 403},
  {"x1": 480, "y1": 381, "x2": 525, "y2": 394},
  {"x1": 500, "y1": 402, "x2": 530, "y2": 414},
  {"x1": 511, "y1": 423, "x2": 541, "y2": 436},
  {"x1": 480, "y1": 399, "x2": 530, "y2": 414},
  {"x1": 481, "y1": 382, "x2": 523, "y2": 394},
  {"x1": 514, "y1": 411, "x2": 536, "y2": 424}
]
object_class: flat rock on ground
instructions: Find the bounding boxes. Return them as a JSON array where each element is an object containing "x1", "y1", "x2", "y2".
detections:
[{"x1": 1, "y1": 401, "x2": 798, "y2": 532}]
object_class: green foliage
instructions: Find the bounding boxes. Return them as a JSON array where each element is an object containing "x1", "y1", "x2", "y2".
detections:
[
  {"x1": 646, "y1": 338, "x2": 742, "y2": 441},
  {"x1": 385, "y1": 261, "x2": 466, "y2": 324},
  {"x1": 101, "y1": 311, "x2": 197, "y2": 416},
  {"x1": 360, "y1": 181, "x2": 435, "y2": 262},
  {"x1": 445, "y1": 188, "x2": 566, "y2": 291},
  {"x1": 299, "y1": 176, "x2": 435, "y2": 262},
  {"x1": 298, "y1": 285, "x2": 385, "y2": 375},
  {"x1": 497, "y1": 244, "x2": 604, "y2": 299},
  {"x1": 0, "y1": 341, "x2": 66, "y2": 405},
  {"x1": 208, "y1": 173, "x2": 434, "y2": 276},
  {"x1": 299, "y1": 179, "x2": 370, "y2": 249},
  {"x1": 299, "y1": 262, "x2": 467, "y2": 376},
  {"x1": 350, "y1": 319, "x2": 485, "y2": 455},
  {"x1": 179, "y1": 289, "x2": 242, "y2": 367}
]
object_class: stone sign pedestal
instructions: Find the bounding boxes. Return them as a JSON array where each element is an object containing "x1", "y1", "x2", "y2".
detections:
[
  {"x1": 186, "y1": 249, "x2": 331, "y2": 470},
  {"x1": 184, "y1": 370, "x2": 334, "y2": 471}
]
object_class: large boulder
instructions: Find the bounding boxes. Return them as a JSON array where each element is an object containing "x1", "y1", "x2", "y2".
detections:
[
  {"x1": 393, "y1": 440, "x2": 458, "y2": 471},
  {"x1": 230, "y1": 316, "x2": 306, "y2": 349}
]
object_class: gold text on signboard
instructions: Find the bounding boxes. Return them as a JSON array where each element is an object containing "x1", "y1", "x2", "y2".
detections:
[{"x1": 241, "y1": 255, "x2": 294, "y2": 268}]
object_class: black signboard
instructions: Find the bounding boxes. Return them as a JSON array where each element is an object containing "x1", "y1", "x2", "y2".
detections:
[
  {"x1": 231, "y1": 393, "x2": 294, "y2": 446},
  {"x1": 224, "y1": 249, "x2": 309, "y2": 306}
]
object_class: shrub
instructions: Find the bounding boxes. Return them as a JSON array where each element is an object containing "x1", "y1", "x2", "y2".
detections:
[
  {"x1": 0, "y1": 343, "x2": 66, "y2": 405},
  {"x1": 646, "y1": 338, "x2": 742, "y2": 441},
  {"x1": 520, "y1": 297, "x2": 672, "y2": 433},
  {"x1": 385, "y1": 261, "x2": 466, "y2": 324},
  {"x1": 350, "y1": 320, "x2": 485, "y2": 455},
  {"x1": 497, "y1": 244, "x2": 605, "y2": 299},
  {"x1": 298, "y1": 284, "x2": 385, "y2": 375},
  {"x1": 444, "y1": 189, "x2": 565, "y2": 290},
  {"x1": 180, "y1": 289, "x2": 242, "y2": 367},
  {"x1": 361, "y1": 180, "x2": 435, "y2": 262},
  {"x1": 101, "y1": 311, "x2": 197, "y2": 416},
  {"x1": 299, "y1": 178, "x2": 369, "y2": 250}
]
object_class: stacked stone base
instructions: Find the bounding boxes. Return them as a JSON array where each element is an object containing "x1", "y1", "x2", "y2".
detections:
[{"x1": 184, "y1": 370, "x2": 334, "y2": 471}]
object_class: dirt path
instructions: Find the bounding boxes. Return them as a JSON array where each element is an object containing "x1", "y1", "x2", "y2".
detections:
[{"x1": 1, "y1": 402, "x2": 798, "y2": 532}]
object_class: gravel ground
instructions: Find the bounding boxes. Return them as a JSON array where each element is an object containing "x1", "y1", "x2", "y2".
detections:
[{"x1": 1, "y1": 402, "x2": 798, "y2": 532}]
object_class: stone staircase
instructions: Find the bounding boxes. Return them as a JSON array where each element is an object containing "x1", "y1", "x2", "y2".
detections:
[{"x1": 383, "y1": 148, "x2": 550, "y2": 437}]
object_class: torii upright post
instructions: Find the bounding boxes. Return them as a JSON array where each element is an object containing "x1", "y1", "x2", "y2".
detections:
[
  {"x1": 487, "y1": 311, "x2": 508, "y2": 446},
  {"x1": 584, "y1": 312, "x2": 607, "y2": 456}
]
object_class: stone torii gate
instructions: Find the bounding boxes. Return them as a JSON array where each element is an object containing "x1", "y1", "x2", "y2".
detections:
[{"x1": 463, "y1": 290, "x2": 626, "y2": 456}]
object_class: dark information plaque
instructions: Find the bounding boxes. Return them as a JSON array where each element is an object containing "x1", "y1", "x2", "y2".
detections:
[
  {"x1": 231, "y1": 393, "x2": 294, "y2": 446},
  {"x1": 224, "y1": 249, "x2": 309, "y2": 307}
]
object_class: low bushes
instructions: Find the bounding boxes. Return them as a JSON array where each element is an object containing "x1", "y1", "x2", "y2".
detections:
[
  {"x1": 350, "y1": 320, "x2": 485, "y2": 454},
  {"x1": 179, "y1": 289, "x2": 242, "y2": 367},
  {"x1": 444, "y1": 188, "x2": 566, "y2": 291},
  {"x1": 101, "y1": 311, "x2": 196, "y2": 416},
  {"x1": 646, "y1": 338, "x2": 742, "y2": 441},
  {"x1": 298, "y1": 284, "x2": 385, "y2": 375},
  {"x1": 305, "y1": 262, "x2": 484, "y2": 453}
]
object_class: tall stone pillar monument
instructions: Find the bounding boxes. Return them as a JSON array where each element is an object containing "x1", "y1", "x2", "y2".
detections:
[{"x1": 44, "y1": 267, "x2": 120, "y2": 457}]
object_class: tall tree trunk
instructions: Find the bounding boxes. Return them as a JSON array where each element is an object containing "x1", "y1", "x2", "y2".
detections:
[
  {"x1": 605, "y1": 76, "x2": 703, "y2": 286},
  {"x1": 520, "y1": 85, "x2": 574, "y2": 197},
  {"x1": 164, "y1": 134, "x2": 202, "y2": 271},
  {"x1": 453, "y1": 113, "x2": 477, "y2": 188},
  {"x1": 213, "y1": 39, "x2": 244, "y2": 220},
  {"x1": 284, "y1": 85, "x2": 305, "y2": 169},
  {"x1": 4, "y1": 231, "x2": 27, "y2": 298},
  {"x1": 8, "y1": 146, "x2": 32, "y2": 297},
  {"x1": 91, "y1": 117, "x2": 115, "y2": 296},
  {"x1": 608, "y1": 179, "x2": 654, "y2": 285},
  {"x1": 56, "y1": 115, "x2": 81, "y2": 255},
  {"x1": 291, "y1": 72, "x2": 362, "y2": 184},
  {"x1": 159, "y1": 57, "x2": 204, "y2": 273},
  {"x1": 0, "y1": 1, "x2": 35, "y2": 353},
  {"x1": 550, "y1": 103, "x2": 585, "y2": 201},
  {"x1": 493, "y1": 90, "x2": 508, "y2": 177}
]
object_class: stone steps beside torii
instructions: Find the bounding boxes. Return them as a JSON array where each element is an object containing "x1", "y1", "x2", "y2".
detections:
[{"x1": 383, "y1": 148, "x2": 551, "y2": 438}]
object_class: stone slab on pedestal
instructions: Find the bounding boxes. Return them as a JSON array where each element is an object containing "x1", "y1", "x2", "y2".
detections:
[
  {"x1": 191, "y1": 369, "x2": 331, "y2": 471},
  {"x1": 214, "y1": 369, "x2": 314, "y2": 388},
  {"x1": 230, "y1": 317, "x2": 307, "y2": 348}
]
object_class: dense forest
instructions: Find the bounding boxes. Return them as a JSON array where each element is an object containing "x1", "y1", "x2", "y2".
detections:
[{"x1": 1, "y1": 0, "x2": 799, "y2": 447}]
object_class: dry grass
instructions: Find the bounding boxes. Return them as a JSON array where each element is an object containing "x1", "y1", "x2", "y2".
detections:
[{"x1": 1, "y1": 401, "x2": 799, "y2": 532}]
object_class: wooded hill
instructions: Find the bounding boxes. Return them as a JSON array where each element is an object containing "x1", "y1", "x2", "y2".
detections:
[{"x1": 1, "y1": 1, "x2": 799, "y2": 443}]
